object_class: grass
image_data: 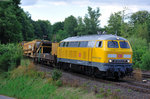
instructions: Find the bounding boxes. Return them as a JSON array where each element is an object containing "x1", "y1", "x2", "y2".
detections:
[
  {"x1": 0, "y1": 59, "x2": 123, "y2": 99},
  {"x1": 20, "y1": 58, "x2": 30, "y2": 67},
  {"x1": 128, "y1": 89, "x2": 132, "y2": 92},
  {"x1": 0, "y1": 76, "x2": 56, "y2": 98},
  {"x1": 0, "y1": 59, "x2": 98, "y2": 99},
  {"x1": 115, "y1": 89, "x2": 121, "y2": 92}
]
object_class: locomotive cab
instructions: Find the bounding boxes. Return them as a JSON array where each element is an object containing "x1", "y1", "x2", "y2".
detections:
[{"x1": 93, "y1": 39, "x2": 133, "y2": 79}]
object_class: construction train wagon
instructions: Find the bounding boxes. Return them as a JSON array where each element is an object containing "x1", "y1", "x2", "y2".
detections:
[{"x1": 22, "y1": 40, "x2": 59, "y2": 65}]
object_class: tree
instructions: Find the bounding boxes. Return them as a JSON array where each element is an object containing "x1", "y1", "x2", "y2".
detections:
[
  {"x1": 130, "y1": 11, "x2": 150, "y2": 42},
  {"x1": 83, "y1": 6, "x2": 101, "y2": 35},
  {"x1": 0, "y1": 0, "x2": 36, "y2": 43},
  {"x1": 64, "y1": 15, "x2": 77, "y2": 36},
  {"x1": 76, "y1": 17, "x2": 86, "y2": 35},
  {"x1": 55, "y1": 30, "x2": 68, "y2": 42},
  {"x1": 133, "y1": 23, "x2": 149, "y2": 41},
  {"x1": 0, "y1": 0, "x2": 23, "y2": 44},
  {"x1": 131, "y1": 11, "x2": 150, "y2": 24},
  {"x1": 52, "y1": 22, "x2": 64, "y2": 34},
  {"x1": 128, "y1": 37, "x2": 148, "y2": 68},
  {"x1": 33, "y1": 20, "x2": 52, "y2": 40},
  {"x1": 105, "y1": 11, "x2": 122, "y2": 36},
  {"x1": 32, "y1": 21, "x2": 42, "y2": 39},
  {"x1": 19, "y1": 11, "x2": 34, "y2": 41}
]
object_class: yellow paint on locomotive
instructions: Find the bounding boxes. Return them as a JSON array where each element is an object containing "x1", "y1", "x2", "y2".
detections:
[
  {"x1": 52, "y1": 43, "x2": 59, "y2": 55},
  {"x1": 57, "y1": 40, "x2": 132, "y2": 64}
]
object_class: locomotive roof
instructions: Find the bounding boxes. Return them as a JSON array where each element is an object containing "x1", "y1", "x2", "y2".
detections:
[{"x1": 62, "y1": 34, "x2": 127, "y2": 42}]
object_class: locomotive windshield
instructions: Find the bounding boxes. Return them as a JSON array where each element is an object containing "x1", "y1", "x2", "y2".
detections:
[
  {"x1": 119, "y1": 41, "x2": 130, "y2": 48},
  {"x1": 108, "y1": 41, "x2": 119, "y2": 48}
]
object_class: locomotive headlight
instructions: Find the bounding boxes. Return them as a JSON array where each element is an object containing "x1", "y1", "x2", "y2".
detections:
[
  {"x1": 127, "y1": 60, "x2": 130, "y2": 63},
  {"x1": 108, "y1": 54, "x2": 117, "y2": 58},
  {"x1": 109, "y1": 59, "x2": 113, "y2": 63}
]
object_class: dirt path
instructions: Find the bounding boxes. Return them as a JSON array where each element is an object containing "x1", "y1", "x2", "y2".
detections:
[
  {"x1": 0, "y1": 95, "x2": 15, "y2": 99},
  {"x1": 35, "y1": 64, "x2": 150, "y2": 99}
]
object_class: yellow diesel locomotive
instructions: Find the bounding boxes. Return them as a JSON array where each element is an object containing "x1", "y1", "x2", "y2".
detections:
[{"x1": 57, "y1": 34, "x2": 133, "y2": 79}]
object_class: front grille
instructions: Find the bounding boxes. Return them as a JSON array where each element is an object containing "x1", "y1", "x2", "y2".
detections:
[{"x1": 110, "y1": 59, "x2": 128, "y2": 64}]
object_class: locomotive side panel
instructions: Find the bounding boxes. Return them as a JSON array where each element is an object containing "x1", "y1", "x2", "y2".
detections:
[{"x1": 57, "y1": 47, "x2": 91, "y2": 62}]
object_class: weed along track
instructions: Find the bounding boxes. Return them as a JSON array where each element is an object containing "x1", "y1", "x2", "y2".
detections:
[
  {"x1": 33, "y1": 60, "x2": 150, "y2": 99},
  {"x1": 96, "y1": 76, "x2": 150, "y2": 94},
  {"x1": 115, "y1": 82, "x2": 150, "y2": 94}
]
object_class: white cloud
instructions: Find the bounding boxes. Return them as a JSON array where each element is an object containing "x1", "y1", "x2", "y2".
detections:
[
  {"x1": 21, "y1": 0, "x2": 150, "y2": 27},
  {"x1": 48, "y1": 1, "x2": 67, "y2": 6},
  {"x1": 21, "y1": 0, "x2": 38, "y2": 6}
]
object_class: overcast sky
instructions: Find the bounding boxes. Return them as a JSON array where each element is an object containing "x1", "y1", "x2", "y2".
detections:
[{"x1": 20, "y1": 0, "x2": 150, "y2": 27}]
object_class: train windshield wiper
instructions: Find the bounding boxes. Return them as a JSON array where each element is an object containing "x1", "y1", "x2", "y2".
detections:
[
  {"x1": 112, "y1": 40, "x2": 118, "y2": 48},
  {"x1": 112, "y1": 40, "x2": 116, "y2": 45}
]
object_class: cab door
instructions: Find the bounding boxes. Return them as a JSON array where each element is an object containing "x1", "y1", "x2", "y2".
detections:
[{"x1": 92, "y1": 40, "x2": 104, "y2": 63}]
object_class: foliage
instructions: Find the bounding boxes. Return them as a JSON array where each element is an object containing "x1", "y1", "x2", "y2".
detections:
[
  {"x1": 0, "y1": 1, "x2": 23, "y2": 44},
  {"x1": 140, "y1": 51, "x2": 150, "y2": 70},
  {"x1": 20, "y1": 59, "x2": 30, "y2": 67},
  {"x1": 54, "y1": 30, "x2": 68, "y2": 42},
  {"x1": 105, "y1": 11, "x2": 122, "y2": 35},
  {"x1": 0, "y1": 61, "x2": 98, "y2": 99},
  {"x1": 0, "y1": 75, "x2": 57, "y2": 99},
  {"x1": 132, "y1": 23, "x2": 149, "y2": 42},
  {"x1": 84, "y1": 7, "x2": 101, "y2": 34},
  {"x1": 0, "y1": 0, "x2": 52, "y2": 43},
  {"x1": 130, "y1": 11, "x2": 150, "y2": 24},
  {"x1": 52, "y1": 22, "x2": 64, "y2": 34},
  {"x1": 76, "y1": 7, "x2": 101, "y2": 35},
  {"x1": 76, "y1": 17, "x2": 86, "y2": 35},
  {"x1": 33, "y1": 20, "x2": 52, "y2": 40},
  {"x1": 64, "y1": 15, "x2": 77, "y2": 36},
  {"x1": 19, "y1": 11, "x2": 34, "y2": 41},
  {"x1": 55, "y1": 80, "x2": 63, "y2": 87},
  {"x1": 51, "y1": 69, "x2": 62, "y2": 81},
  {"x1": 0, "y1": 43, "x2": 22, "y2": 71},
  {"x1": 52, "y1": 6, "x2": 101, "y2": 41},
  {"x1": 128, "y1": 37, "x2": 148, "y2": 68},
  {"x1": 0, "y1": 3, "x2": 102, "y2": 42}
]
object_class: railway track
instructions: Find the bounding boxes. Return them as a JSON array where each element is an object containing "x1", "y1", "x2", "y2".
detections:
[
  {"x1": 142, "y1": 73, "x2": 150, "y2": 79},
  {"x1": 34, "y1": 62, "x2": 150, "y2": 94},
  {"x1": 116, "y1": 81, "x2": 150, "y2": 94}
]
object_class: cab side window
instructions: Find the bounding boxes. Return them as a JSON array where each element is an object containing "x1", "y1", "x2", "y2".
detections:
[
  {"x1": 66, "y1": 42, "x2": 69, "y2": 47},
  {"x1": 59, "y1": 42, "x2": 64, "y2": 47},
  {"x1": 63, "y1": 42, "x2": 66, "y2": 47},
  {"x1": 79, "y1": 41, "x2": 88, "y2": 47},
  {"x1": 88, "y1": 41, "x2": 96, "y2": 47},
  {"x1": 96, "y1": 41, "x2": 102, "y2": 47}
]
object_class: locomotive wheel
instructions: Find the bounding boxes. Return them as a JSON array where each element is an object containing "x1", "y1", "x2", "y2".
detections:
[
  {"x1": 114, "y1": 72, "x2": 120, "y2": 80},
  {"x1": 85, "y1": 66, "x2": 93, "y2": 76}
]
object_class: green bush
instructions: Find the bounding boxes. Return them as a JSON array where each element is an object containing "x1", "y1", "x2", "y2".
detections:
[
  {"x1": 52, "y1": 69, "x2": 62, "y2": 81},
  {"x1": 55, "y1": 80, "x2": 62, "y2": 87},
  {"x1": 0, "y1": 43, "x2": 22, "y2": 71},
  {"x1": 128, "y1": 37, "x2": 148, "y2": 68},
  {"x1": 140, "y1": 51, "x2": 150, "y2": 70}
]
